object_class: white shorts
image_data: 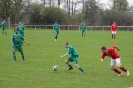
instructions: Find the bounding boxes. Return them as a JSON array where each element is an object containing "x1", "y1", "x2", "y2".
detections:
[
  {"x1": 112, "y1": 31, "x2": 116, "y2": 34},
  {"x1": 110, "y1": 58, "x2": 121, "y2": 66}
]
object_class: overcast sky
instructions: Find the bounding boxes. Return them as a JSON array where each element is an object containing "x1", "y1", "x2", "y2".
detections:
[{"x1": 99, "y1": 0, "x2": 133, "y2": 6}]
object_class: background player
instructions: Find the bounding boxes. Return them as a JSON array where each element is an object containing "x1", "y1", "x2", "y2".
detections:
[
  {"x1": 17, "y1": 22, "x2": 25, "y2": 45},
  {"x1": 81, "y1": 22, "x2": 87, "y2": 37},
  {"x1": 11, "y1": 29, "x2": 29, "y2": 62},
  {"x1": 100, "y1": 45, "x2": 129, "y2": 76},
  {"x1": 60, "y1": 42, "x2": 85, "y2": 74},
  {"x1": 111, "y1": 22, "x2": 117, "y2": 39},
  {"x1": 2, "y1": 20, "x2": 7, "y2": 35},
  {"x1": 53, "y1": 22, "x2": 60, "y2": 41}
]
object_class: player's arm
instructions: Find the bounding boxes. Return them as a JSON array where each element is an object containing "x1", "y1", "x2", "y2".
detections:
[
  {"x1": 23, "y1": 40, "x2": 30, "y2": 45},
  {"x1": 11, "y1": 36, "x2": 14, "y2": 47},
  {"x1": 111, "y1": 25, "x2": 112, "y2": 31},
  {"x1": 116, "y1": 25, "x2": 118, "y2": 31},
  {"x1": 53, "y1": 25, "x2": 54, "y2": 33},
  {"x1": 21, "y1": 35, "x2": 30, "y2": 45},
  {"x1": 60, "y1": 53, "x2": 69, "y2": 58},
  {"x1": 11, "y1": 41, "x2": 14, "y2": 48},
  {"x1": 114, "y1": 45, "x2": 120, "y2": 51},
  {"x1": 23, "y1": 26, "x2": 25, "y2": 32},
  {"x1": 101, "y1": 54, "x2": 105, "y2": 62}
]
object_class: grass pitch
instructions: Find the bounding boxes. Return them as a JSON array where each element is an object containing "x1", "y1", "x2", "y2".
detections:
[{"x1": 0, "y1": 29, "x2": 133, "y2": 88}]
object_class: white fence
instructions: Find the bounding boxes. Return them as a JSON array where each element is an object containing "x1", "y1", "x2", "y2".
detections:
[{"x1": 1, "y1": 25, "x2": 133, "y2": 31}]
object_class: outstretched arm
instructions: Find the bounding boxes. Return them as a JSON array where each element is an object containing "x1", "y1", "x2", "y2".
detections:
[
  {"x1": 60, "y1": 53, "x2": 69, "y2": 58},
  {"x1": 115, "y1": 45, "x2": 120, "y2": 51},
  {"x1": 23, "y1": 40, "x2": 30, "y2": 45}
]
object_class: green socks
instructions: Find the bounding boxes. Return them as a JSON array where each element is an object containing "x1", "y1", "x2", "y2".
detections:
[
  {"x1": 13, "y1": 55, "x2": 16, "y2": 61},
  {"x1": 78, "y1": 67, "x2": 83, "y2": 72},
  {"x1": 22, "y1": 55, "x2": 25, "y2": 61},
  {"x1": 55, "y1": 35, "x2": 58, "y2": 40}
]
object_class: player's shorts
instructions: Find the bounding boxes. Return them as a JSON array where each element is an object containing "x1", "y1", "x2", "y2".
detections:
[
  {"x1": 2, "y1": 27, "x2": 6, "y2": 30},
  {"x1": 12, "y1": 46, "x2": 23, "y2": 52},
  {"x1": 67, "y1": 55, "x2": 79, "y2": 64},
  {"x1": 82, "y1": 30, "x2": 86, "y2": 32},
  {"x1": 112, "y1": 31, "x2": 116, "y2": 34},
  {"x1": 110, "y1": 58, "x2": 121, "y2": 66},
  {"x1": 54, "y1": 31, "x2": 59, "y2": 34}
]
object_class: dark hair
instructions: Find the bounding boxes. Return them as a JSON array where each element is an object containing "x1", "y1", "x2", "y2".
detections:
[
  {"x1": 65, "y1": 42, "x2": 69, "y2": 45},
  {"x1": 14, "y1": 29, "x2": 17, "y2": 31},
  {"x1": 101, "y1": 46, "x2": 106, "y2": 50}
]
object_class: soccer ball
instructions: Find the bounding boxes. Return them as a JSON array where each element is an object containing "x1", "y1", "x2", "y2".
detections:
[{"x1": 53, "y1": 65, "x2": 58, "y2": 71}]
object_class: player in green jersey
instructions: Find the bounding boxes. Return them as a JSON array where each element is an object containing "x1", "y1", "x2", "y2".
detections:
[
  {"x1": 17, "y1": 22, "x2": 25, "y2": 45},
  {"x1": 60, "y1": 42, "x2": 85, "y2": 74},
  {"x1": 53, "y1": 22, "x2": 60, "y2": 41},
  {"x1": 2, "y1": 20, "x2": 7, "y2": 35},
  {"x1": 81, "y1": 22, "x2": 87, "y2": 37},
  {"x1": 11, "y1": 29, "x2": 30, "y2": 62}
]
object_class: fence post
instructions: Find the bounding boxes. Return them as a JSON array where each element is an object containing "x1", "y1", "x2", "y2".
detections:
[
  {"x1": 91, "y1": 27, "x2": 92, "y2": 31},
  {"x1": 35, "y1": 26, "x2": 36, "y2": 30},
  {"x1": 103, "y1": 27, "x2": 104, "y2": 31},
  {"x1": 68, "y1": 25, "x2": 69, "y2": 31},
  {"x1": 79, "y1": 26, "x2": 80, "y2": 31}
]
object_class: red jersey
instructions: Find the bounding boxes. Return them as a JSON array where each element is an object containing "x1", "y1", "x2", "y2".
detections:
[
  {"x1": 111, "y1": 24, "x2": 117, "y2": 31},
  {"x1": 101, "y1": 45, "x2": 120, "y2": 60}
]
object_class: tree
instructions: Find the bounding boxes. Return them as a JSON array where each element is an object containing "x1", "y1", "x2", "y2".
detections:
[
  {"x1": 84, "y1": 0, "x2": 99, "y2": 25},
  {"x1": 28, "y1": 4, "x2": 44, "y2": 24},
  {"x1": 40, "y1": 7, "x2": 68, "y2": 24},
  {"x1": 111, "y1": 0, "x2": 128, "y2": 11},
  {"x1": 0, "y1": 0, "x2": 26, "y2": 24}
]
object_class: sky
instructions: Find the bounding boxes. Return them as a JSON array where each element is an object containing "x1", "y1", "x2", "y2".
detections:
[{"x1": 99, "y1": 0, "x2": 133, "y2": 7}]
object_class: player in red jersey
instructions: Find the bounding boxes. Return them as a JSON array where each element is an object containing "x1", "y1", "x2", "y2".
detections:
[
  {"x1": 111, "y1": 22, "x2": 117, "y2": 39},
  {"x1": 100, "y1": 45, "x2": 130, "y2": 76}
]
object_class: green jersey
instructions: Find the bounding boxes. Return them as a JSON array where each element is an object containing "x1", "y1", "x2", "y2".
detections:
[
  {"x1": 2, "y1": 22, "x2": 6, "y2": 28},
  {"x1": 17, "y1": 25, "x2": 25, "y2": 34},
  {"x1": 11, "y1": 34, "x2": 25, "y2": 47},
  {"x1": 54, "y1": 23, "x2": 60, "y2": 31},
  {"x1": 67, "y1": 45, "x2": 79, "y2": 56},
  {"x1": 81, "y1": 24, "x2": 86, "y2": 31}
]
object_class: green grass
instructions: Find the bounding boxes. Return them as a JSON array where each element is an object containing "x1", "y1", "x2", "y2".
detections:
[{"x1": 0, "y1": 29, "x2": 133, "y2": 88}]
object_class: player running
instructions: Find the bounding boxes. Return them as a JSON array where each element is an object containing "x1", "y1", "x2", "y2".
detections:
[
  {"x1": 111, "y1": 22, "x2": 117, "y2": 39},
  {"x1": 11, "y1": 29, "x2": 30, "y2": 62},
  {"x1": 100, "y1": 45, "x2": 130, "y2": 76},
  {"x1": 81, "y1": 22, "x2": 87, "y2": 37},
  {"x1": 53, "y1": 22, "x2": 60, "y2": 41},
  {"x1": 2, "y1": 20, "x2": 7, "y2": 35},
  {"x1": 60, "y1": 42, "x2": 85, "y2": 74}
]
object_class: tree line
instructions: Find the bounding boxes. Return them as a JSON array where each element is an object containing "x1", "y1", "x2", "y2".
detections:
[{"x1": 0, "y1": 0, "x2": 133, "y2": 26}]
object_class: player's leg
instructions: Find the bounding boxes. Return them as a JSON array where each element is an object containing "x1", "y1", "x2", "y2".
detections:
[
  {"x1": 5, "y1": 30, "x2": 7, "y2": 35},
  {"x1": 18, "y1": 47, "x2": 25, "y2": 61},
  {"x1": 56, "y1": 31, "x2": 59, "y2": 40},
  {"x1": 73, "y1": 56, "x2": 85, "y2": 74},
  {"x1": 66, "y1": 56, "x2": 73, "y2": 70},
  {"x1": 110, "y1": 59, "x2": 122, "y2": 76},
  {"x1": 2, "y1": 28, "x2": 4, "y2": 35},
  {"x1": 54, "y1": 31, "x2": 58, "y2": 41},
  {"x1": 84, "y1": 31, "x2": 86, "y2": 37},
  {"x1": 112, "y1": 31, "x2": 114, "y2": 39},
  {"x1": 114, "y1": 32, "x2": 116, "y2": 39},
  {"x1": 82, "y1": 30, "x2": 84, "y2": 37},
  {"x1": 12, "y1": 47, "x2": 17, "y2": 62},
  {"x1": 115, "y1": 58, "x2": 130, "y2": 76},
  {"x1": 4, "y1": 28, "x2": 7, "y2": 35}
]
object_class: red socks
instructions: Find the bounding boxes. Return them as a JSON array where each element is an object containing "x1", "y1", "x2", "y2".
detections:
[
  {"x1": 113, "y1": 68, "x2": 122, "y2": 74},
  {"x1": 119, "y1": 66, "x2": 127, "y2": 72}
]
